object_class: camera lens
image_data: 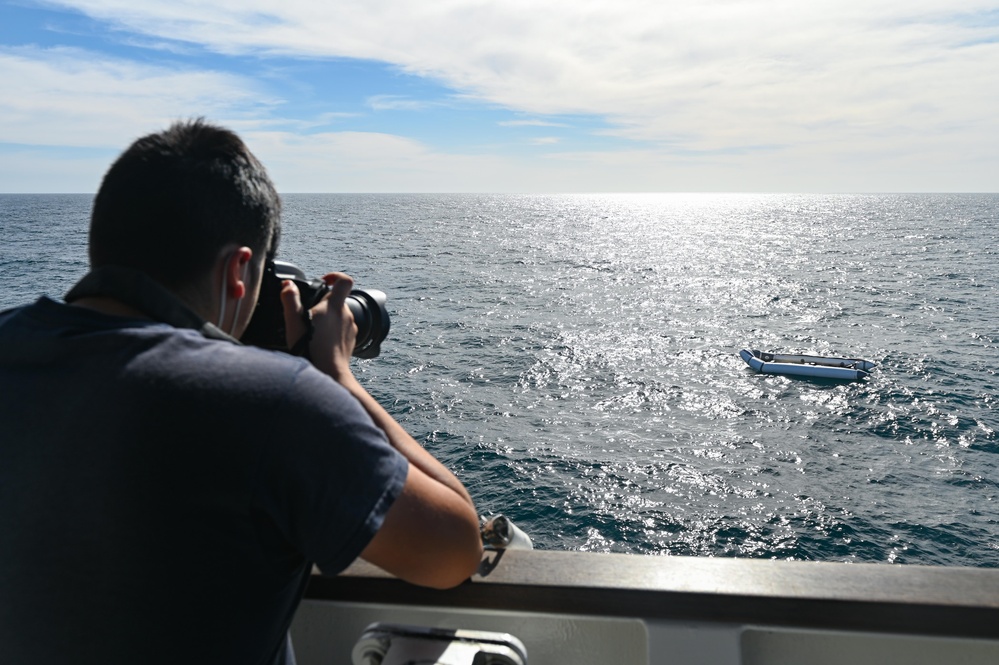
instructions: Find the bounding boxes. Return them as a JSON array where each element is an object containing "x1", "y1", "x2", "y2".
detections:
[
  {"x1": 242, "y1": 260, "x2": 391, "y2": 358},
  {"x1": 346, "y1": 289, "x2": 390, "y2": 358}
]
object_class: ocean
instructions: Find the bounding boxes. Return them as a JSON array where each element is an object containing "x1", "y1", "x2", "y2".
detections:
[{"x1": 2, "y1": 193, "x2": 997, "y2": 566}]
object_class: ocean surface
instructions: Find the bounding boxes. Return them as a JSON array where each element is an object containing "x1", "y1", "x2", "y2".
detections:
[{"x1": 2, "y1": 193, "x2": 997, "y2": 567}]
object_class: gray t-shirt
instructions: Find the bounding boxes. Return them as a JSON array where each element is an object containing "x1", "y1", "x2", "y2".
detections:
[{"x1": 0, "y1": 297, "x2": 408, "y2": 664}]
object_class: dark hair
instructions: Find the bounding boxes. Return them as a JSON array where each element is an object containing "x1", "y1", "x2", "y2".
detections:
[{"x1": 89, "y1": 119, "x2": 281, "y2": 290}]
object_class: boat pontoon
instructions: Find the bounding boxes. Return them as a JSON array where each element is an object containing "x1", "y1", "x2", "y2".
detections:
[{"x1": 739, "y1": 349, "x2": 875, "y2": 380}]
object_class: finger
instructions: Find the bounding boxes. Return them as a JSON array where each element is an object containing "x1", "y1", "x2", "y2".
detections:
[
  {"x1": 320, "y1": 272, "x2": 355, "y2": 311},
  {"x1": 279, "y1": 280, "x2": 309, "y2": 348}
]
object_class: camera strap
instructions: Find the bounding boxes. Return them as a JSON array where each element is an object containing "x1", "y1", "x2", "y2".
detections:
[
  {"x1": 288, "y1": 309, "x2": 314, "y2": 360},
  {"x1": 65, "y1": 265, "x2": 240, "y2": 344}
]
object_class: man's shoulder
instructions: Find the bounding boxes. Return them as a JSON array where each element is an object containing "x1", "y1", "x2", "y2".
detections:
[
  {"x1": 138, "y1": 325, "x2": 322, "y2": 390},
  {"x1": 0, "y1": 297, "x2": 59, "y2": 326},
  {"x1": 1, "y1": 296, "x2": 157, "y2": 336},
  {"x1": 0, "y1": 297, "x2": 130, "y2": 351},
  {"x1": 1, "y1": 296, "x2": 325, "y2": 393}
]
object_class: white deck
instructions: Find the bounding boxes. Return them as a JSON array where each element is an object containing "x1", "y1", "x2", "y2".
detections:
[{"x1": 291, "y1": 550, "x2": 999, "y2": 665}]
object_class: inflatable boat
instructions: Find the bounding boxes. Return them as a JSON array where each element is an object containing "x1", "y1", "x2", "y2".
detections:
[{"x1": 739, "y1": 349, "x2": 875, "y2": 380}]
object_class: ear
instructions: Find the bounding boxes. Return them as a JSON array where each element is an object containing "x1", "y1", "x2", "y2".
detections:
[{"x1": 225, "y1": 246, "x2": 254, "y2": 299}]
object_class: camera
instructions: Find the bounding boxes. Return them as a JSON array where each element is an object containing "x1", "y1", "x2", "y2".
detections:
[{"x1": 241, "y1": 260, "x2": 390, "y2": 359}]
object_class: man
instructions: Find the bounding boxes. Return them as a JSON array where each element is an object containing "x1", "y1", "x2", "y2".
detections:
[{"x1": 0, "y1": 119, "x2": 483, "y2": 664}]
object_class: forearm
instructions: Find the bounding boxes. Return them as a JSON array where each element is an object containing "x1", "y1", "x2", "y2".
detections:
[
  {"x1": 285, "y1": 274, "x2": 476, "y2": 513},
  {"x1": 337, "y1": 374, "x2": 476, "y2": 511},
  {"x1": 284, "y1": 274, "x2": 482, "y2": 586},
  {"x1": 342, "y1": 372, "x2": 484, "y2": 587}
]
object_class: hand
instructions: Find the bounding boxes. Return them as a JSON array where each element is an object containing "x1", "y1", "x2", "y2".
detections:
[{"x1": 280, "y1": 273, "x2": 358, "y2": 380}]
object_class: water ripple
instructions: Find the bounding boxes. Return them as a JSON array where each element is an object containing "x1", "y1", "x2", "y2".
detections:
[{"x1": 5, "y1": 193, "x2": 998, "y2": 566}]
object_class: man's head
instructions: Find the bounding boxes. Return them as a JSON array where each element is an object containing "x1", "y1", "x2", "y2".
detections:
[{"x1": 89, "y1": 119, "x2": 281, "y2": 295}]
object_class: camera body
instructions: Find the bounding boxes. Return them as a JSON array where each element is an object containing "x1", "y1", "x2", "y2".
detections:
[{"x1": 241, "y1": 260, "x2": 390, "y2": 359}]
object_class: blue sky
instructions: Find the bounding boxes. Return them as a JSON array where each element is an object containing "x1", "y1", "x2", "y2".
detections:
[{"x1": 1, "y1": 0, "x2": 997, "y2": 192}]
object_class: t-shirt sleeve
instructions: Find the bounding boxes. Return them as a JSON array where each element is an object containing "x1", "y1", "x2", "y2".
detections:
[{"x1": 252, "y1": 363, "x2": 409, "y2": 574}]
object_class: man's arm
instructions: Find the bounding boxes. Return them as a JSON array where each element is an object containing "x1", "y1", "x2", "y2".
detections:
[
  {"x1": 336, "y1": 371, "x2": 483, "y2": 589},
  {"x1": 281, "y1": 274, "x2": 483, "y2": 589}
]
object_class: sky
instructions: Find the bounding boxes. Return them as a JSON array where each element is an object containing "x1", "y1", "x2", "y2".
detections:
[{"x1": 1, "y1": 0, "x2": 997, "y2": 193}]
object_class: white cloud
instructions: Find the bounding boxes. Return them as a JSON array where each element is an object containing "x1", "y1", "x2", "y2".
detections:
[
  {"x1": 365, "y1": 95, "x2": 434, "y2": 112},
  {"x1": 0, "y1": 145, "x2": 114, "y2": 193},
  {"x1": 242, "y1": 127, "x2": 991, "y2": 194},
  {"x1": 36, "y1": 1, "x2": 999, "y2": 154},
  {"x1": 243, "y1": 130, "x2": 547, "y2": 192},
  {"x1": 7, "y1": 1, "x2": 999, "y2": 190},
  {"x1": 0, "y1": 45, "x2": 272, "y2": 148},
  {"x1": 499, "y1": 119, "x2": 569, "y2": 128}
]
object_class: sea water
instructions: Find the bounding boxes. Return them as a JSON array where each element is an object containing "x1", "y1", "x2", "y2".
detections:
[{"x1": 2, "y1": 193, "x2": 997, "y2": 566}]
